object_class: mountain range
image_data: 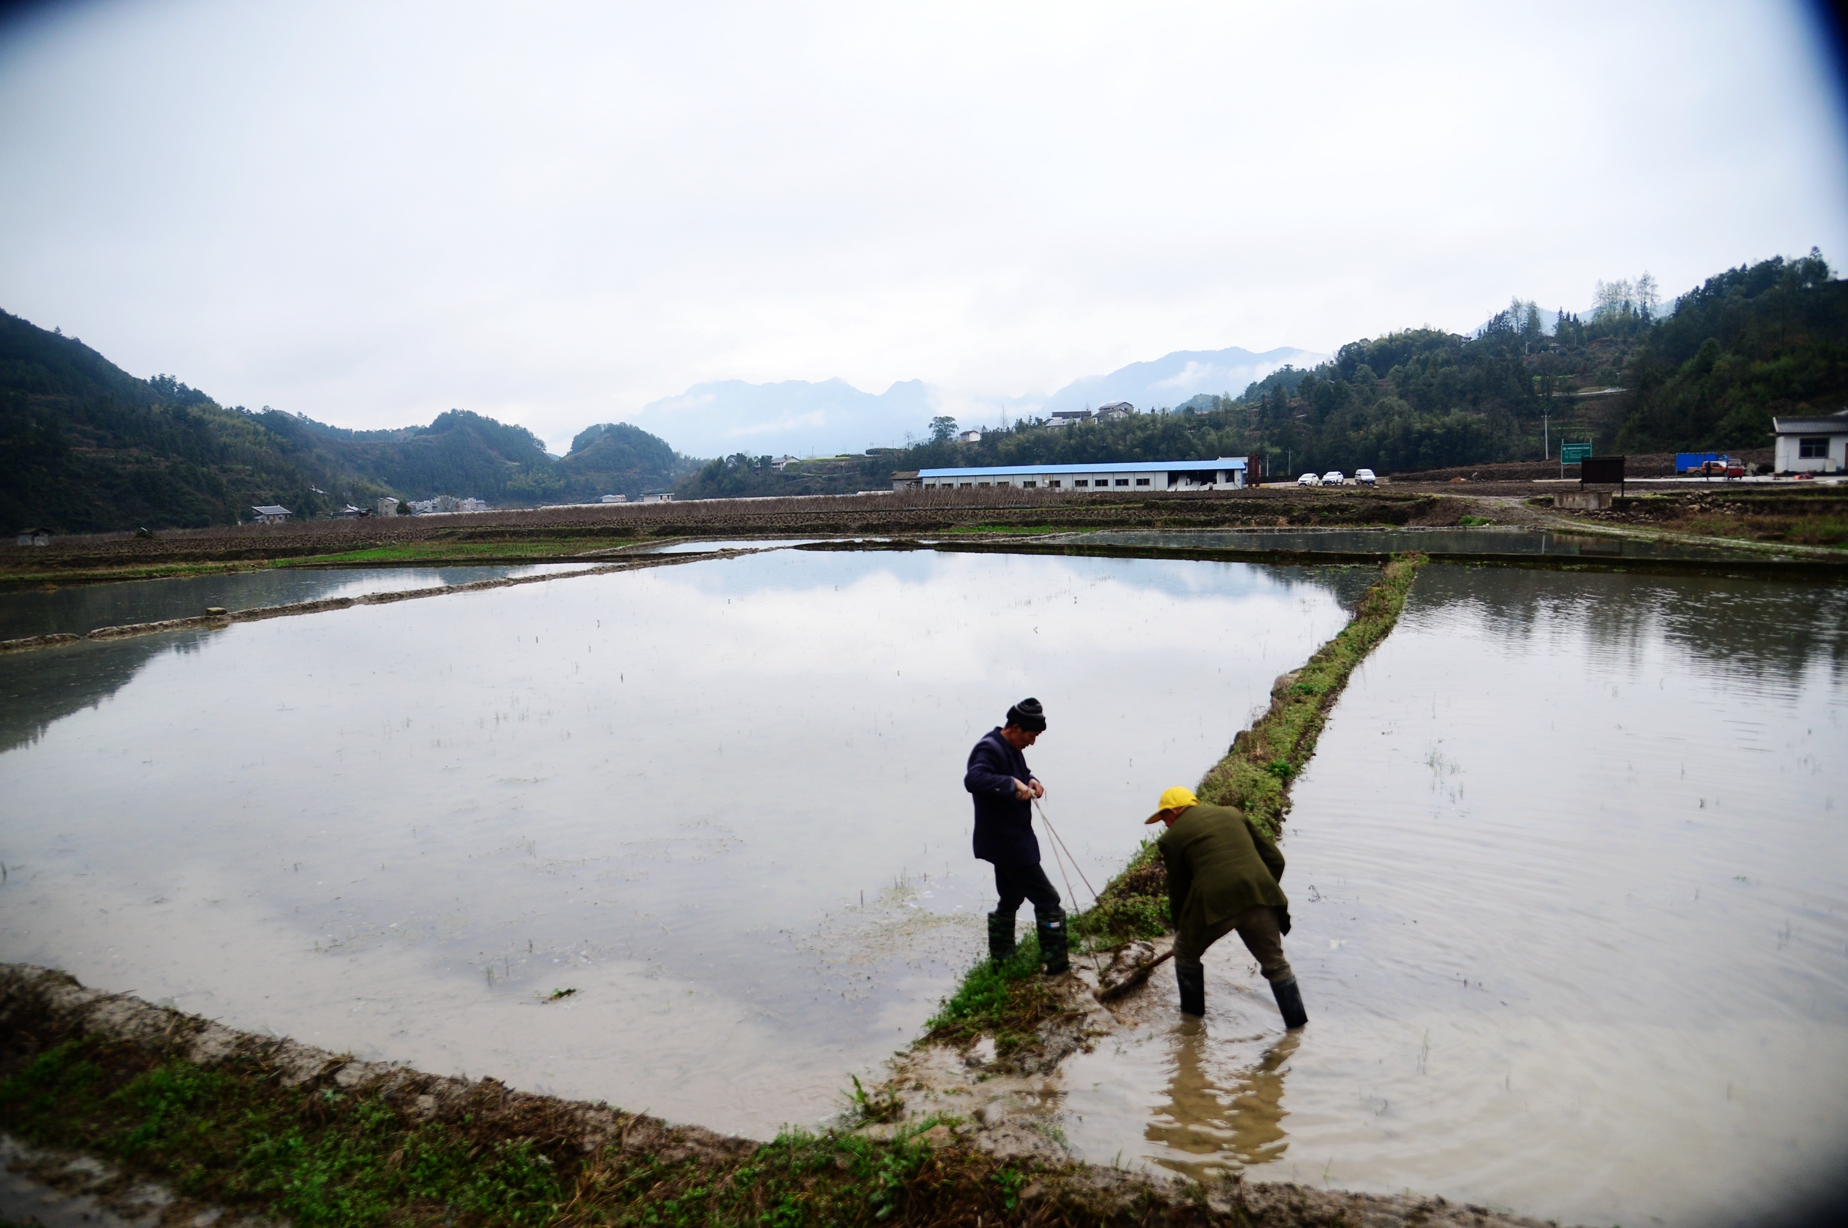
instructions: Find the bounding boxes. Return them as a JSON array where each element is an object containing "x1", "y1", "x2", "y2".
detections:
[
  {"x1": 627, "y1": 345, "x2": 1324, "y2": 458},
  {"x1": 0, "y1": 309, "x2": 693, "y2": 532}
]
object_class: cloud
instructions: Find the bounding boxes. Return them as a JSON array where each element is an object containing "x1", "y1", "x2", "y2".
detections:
[{"x1": 0, "y1": 0, "x2": 1841, "y2": 455}]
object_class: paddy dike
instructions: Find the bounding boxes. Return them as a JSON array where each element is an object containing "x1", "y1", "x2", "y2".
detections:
[
  {"x1": 0, "y1": 486, "x2": 1486, "y2": 588},
  {"x1": 0, "y1": 963, "x2": 1565, "y2": 1228},
  {"x1": 0, "y1": 549, "x2": 727, "y2": 654}
]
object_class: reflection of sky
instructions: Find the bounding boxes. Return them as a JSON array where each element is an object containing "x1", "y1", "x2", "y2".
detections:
[
  {"x1": 0, "y1": 549, "x2": 1352, "y2": 1136},
  {"x1": 1062, "y1": 566, "x2": 1848, "y2": 1228}
]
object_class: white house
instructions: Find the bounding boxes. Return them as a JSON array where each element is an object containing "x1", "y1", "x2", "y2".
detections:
[
  {"x1": 904, "y1": 457, "x2": 1247, "y2": 492},
  {"x1": 250, "y1": 505, "x2": 292, "y2": 523},
  {"x1": 957, "y1": 430, "x2": 983, "y2": 443},
  {"x1": 15, "y1": 527, "x2": 50, "y2": 546},
  {"x1": 376, "y1": 496, "x2": 400, "y2": 517},
  {"x1": 1772, "y1": 409, "x2": 1848, "y2": 474}
]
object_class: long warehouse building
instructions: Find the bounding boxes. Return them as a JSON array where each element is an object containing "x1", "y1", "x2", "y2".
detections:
[{"x1": 896, "y1": 457, "x2": 1247, "y2": 492}]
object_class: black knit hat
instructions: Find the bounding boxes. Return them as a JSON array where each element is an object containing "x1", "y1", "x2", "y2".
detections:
[{"x1": 1006, "y1": 697, "x2": 1046, "y2": 732}]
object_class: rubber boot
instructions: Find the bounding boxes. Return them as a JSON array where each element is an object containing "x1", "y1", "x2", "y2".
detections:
[
  {"x1": 987, "y1": 911, "x2": 1017, "y2": 963},
  {"x1": 1176, "y1": 963, "x2": 1206, "y2": 1017},
  {"x1": 1270, "y1": 976, "x2": 1308, "y2": 1029},
  {"x1": 1036, "y1": 908, "x2": 1070, "y2": 975}
]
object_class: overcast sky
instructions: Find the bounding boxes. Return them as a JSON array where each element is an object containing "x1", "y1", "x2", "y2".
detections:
[{"x1": 2, "y1": 0, "x2": 1845, "y2": 454}]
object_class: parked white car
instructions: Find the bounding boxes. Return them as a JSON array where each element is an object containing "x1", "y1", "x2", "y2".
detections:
[
  {"x1": 1297, "y1": 472, "x2": 1321, "y2": 486},
  {"x1": 1321, "y1": 471, "x2": 1346, "y2": 486},
  {"x1": 1355, "y1": 468, "x2": 1377, "y2": 485}
]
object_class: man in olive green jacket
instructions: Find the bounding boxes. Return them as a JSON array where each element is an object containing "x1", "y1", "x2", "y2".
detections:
[{"x1": 1148, "y1": 785, "x2": 1307, "y2": 1028}]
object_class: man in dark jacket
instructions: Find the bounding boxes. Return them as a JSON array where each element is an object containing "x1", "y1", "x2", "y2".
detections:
[
  {"x1": 964, "y1": 698, "x2": 1068, "y2": 974},
  {"x1": 1148, "y1": 785, "x2": 1307, "y2": 1028}
]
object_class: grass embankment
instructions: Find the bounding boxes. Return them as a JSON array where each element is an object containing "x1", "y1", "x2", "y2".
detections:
[
  {"x1": 925, "y1": 555, "x2": 1426, "y2": 1050},
  {"x1": 0, "y1": 1013, "x2": 1192, "y2": 1228}
]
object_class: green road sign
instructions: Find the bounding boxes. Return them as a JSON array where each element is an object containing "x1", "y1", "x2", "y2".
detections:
[{"x1": 1560, "y1": 442, "x2": 1594, "y2": 464}]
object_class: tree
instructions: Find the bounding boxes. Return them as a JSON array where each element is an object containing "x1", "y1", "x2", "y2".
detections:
[
  {"x1": 1636, "y1": 272, "x2": 1659, "y2": 318},
  {"x1": 929, "y1": 415, "x2": 958, "y2": 444}
]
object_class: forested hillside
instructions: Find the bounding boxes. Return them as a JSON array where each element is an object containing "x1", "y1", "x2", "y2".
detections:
[
  {"x1": 682, "y1": 249, "x2": 1844, "y2": 495},
  {"x1": 0, "y1": 312, "x2": 360, "y2": 532},
  {"x1": 0, "y1": 310, "x2": 691, "y2": 532},
  {"x1": 1616, "y1": 250, "x2": 1846, "y2": 450}
]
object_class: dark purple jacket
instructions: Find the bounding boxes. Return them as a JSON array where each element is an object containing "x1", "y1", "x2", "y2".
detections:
[{"x1": 965, "y1": 727, "x2": 1040, "y2": 866}]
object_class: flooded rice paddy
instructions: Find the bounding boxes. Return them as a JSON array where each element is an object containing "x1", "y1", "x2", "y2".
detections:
[
  {"x1": 0, "y1": 550, "x2": 1358, "y2": 1136},
  {"x1": 1061, "y1": 566, "x2": 1848, "y2": 1226},
  {"x1": 2, "y1": 546, "x2": 1843, "y2": 1225}
]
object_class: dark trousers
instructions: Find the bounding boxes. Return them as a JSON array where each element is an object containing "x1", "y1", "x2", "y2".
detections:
[
  {"x1": 1174, "y1": 905, "x2": 1294, "y2": 983},
  {"x1": 992, "y1": 862, "x2": 1061, "y2": 917}
]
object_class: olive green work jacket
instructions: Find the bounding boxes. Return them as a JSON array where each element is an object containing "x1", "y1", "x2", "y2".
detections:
[{"x1": 1157, "y1": 803, "x2": 1289, "y2": 941}]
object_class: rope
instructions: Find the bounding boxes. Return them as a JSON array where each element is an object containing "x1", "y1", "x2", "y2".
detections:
[
  {"x1": 1034, "y1": 798, "x2": 1101, "y2": 903},
  {"x1": 1035, "y1": 798, "x2": 1105, "y2": 979}
]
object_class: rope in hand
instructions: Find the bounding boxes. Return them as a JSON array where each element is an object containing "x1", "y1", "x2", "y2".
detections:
[{"x1": 1034, "y1": 797, "x2": 1106, "y2": 980}]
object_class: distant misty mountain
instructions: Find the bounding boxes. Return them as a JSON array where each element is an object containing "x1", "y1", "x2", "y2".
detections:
[
  {"x1": 1038, "y1": 345, "x2": 1325, "y2": 415},
  {"x1": 631, "y1": 345, "x2": 1324, "y2": 458},
  {"x1": 631, "y1": 377, "x2": 936, "y2": 459}
]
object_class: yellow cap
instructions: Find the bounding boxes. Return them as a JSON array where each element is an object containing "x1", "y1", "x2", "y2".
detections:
[{"x1": 1144, "y1": 785, "x2": 1199, "y2": 824}]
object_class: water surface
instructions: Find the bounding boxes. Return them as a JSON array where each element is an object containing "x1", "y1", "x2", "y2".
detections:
[
  {"x1": 0, "y1": 550, "x2": 1356, "y2": 1136},
  {"x1": 1060, "y1": 566, "x2": 1848, "y2": 1227}
]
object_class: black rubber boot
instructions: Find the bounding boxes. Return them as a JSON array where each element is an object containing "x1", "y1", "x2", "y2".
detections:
[
  {"x1": 1036, "y1": 909, "x2": 1070, "y2": 975},
  {"x1": 1176, "y1": 963, "x2": 1206, "y2": 1017},
  {"x1": 987, "y1": 911, "x2": 1017, "y2": 963},
  {"x1": 1270, "y1": 976, "x2": 1308, "y2": 1029}
]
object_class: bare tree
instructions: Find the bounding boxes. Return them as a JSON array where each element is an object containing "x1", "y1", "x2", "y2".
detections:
[
  {"x1": 1635, "y1": 271, "x2": 1659, "y2": 318},
  {"x1": 1594, "y1": 277, "x2": 1634, "y2": 316}
]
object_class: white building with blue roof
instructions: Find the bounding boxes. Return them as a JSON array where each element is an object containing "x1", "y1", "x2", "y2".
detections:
[{"x1": 900, "y1": 457, "x2": 1246, "y2": 493}]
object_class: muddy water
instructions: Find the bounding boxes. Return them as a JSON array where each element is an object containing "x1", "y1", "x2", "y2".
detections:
[
  {"x1": 0, "y1": 563, "x2": 595, "y2": 640},
  {"x1": 0, "y1": 549, "x2": 1358, "y2": 1137},
  {"x1": 1061, "y1": 567, "x2": 1848, "y2": 1227}
]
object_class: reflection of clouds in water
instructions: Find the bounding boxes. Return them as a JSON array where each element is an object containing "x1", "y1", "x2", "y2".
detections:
[
  {"x1": 643, "y1": 552, "x2": 1356, "y2": 684},
  {"x1": 0, "y1": 548, "x2": 1350, "y2": 1136},
  {"x1": 1146, "y1": 1027, "x2": 1300, "y2": 1181}
]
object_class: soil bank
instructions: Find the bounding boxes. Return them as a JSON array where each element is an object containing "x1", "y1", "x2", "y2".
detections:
[{"x1": 0, "y1": 963, "x2": 1562, "y2": 1228}]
